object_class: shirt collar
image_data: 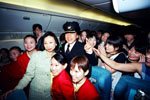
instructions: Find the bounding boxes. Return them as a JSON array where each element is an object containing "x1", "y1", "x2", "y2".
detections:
[{"x1": 65, "y1": 41, "x2": 76, "y2": 51}]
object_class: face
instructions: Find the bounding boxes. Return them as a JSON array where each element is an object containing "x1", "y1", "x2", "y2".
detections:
[
  {"x1": 88, "y1": 37, "x2": 96, "y2": 48},
  {"x1": 34, "y1": 27, "x2": 42, "y2": 37},
  {"x1": 81, "y1": 31, "x2": 87, "y2": 42},
  {"x1": 44, "y1": 36, "x2": 56, "y2": 52},
  {"x1": 145, "y1": 51, "x2": 150, "y2": 67},
  {"x1": 24, "y1": 37, "x2": 37, "y2": 52},
  {"x1": 97, "y1": 32, "x2": 102, "y2": 39},
  {"x1": 51, "y1": 57, "x2": 66, "y2": 77},
  {"x1": 124, "y1": 34, "x2": 135, "y2": 42},
  {"x1": 0, "y1": 50, "x2": 8, "y2": 58},
  {"x1": 101, "y1": 32, "x2": 110, "y2": 42},
  {"x1": 9, "y1": 49, "x2": 21, "y2": 61},
  {"x1": 128, "y1": 47, "x2": 142, "y2": 62},
  {"x1": 70, "y1": 64, "x2": 86, "y2": 84},
  {"x1": 65, "y1": 32, "x2": 78, "y2": 44},
  {"x1": 105, "y1": 43, "x2": 116, "y2": 54}
]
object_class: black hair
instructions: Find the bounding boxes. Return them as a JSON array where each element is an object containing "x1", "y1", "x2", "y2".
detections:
[
  {"x1": 102, "y1": 31, "x2": 112, "y2": 36},
  {"x1": 32, "y1": 24, "x2": 42, "y2": 31},
  {"x1": 81, "y1": 29, "x2": 90, "y2": 36},
  {"x1": 97, "y1": 29, "x2": 104, "y2": 33},
  {"x1": 9, "y1": 46, "x2": 22, "y2": 53},
  {"x1": 52, "y1": 53, "x2": 67, "y2": 65},
  {"x1": 123, "y1": 25, "x2": 137, "y2": 35},
  {"x1": 106, "y1": 36, "x2": 123, "y2": 51},
  {"x1": 86, "y1": 32, "x2": 97, "y2": 39},
  {"x1": 134, "y1": 40, "x2": 147, "y2": 54},
  {"x1": 59, "y1": 33, "x2": 66, "y2": 43},
  {"x1": 146, "y1": 45, "x2": 150, "y2": 53},
  {"x1": 0, "y1": 48, "x2": 9, "y2": 55},
  {"x1": 0, "y1": 48, "x2": 9, "y2": 60},
  {"x1": 86, "y1": 32, "x2": 99, "y2": 48},
  {"x1": 32, "y1": 24, "x2": 42, "y2": 36},
  {"x1": 40, "y1": 31, "x2": 59, "y2": 52},
  {"x1": 24, "y1": 35, "x2": 37, "y2": 43}
]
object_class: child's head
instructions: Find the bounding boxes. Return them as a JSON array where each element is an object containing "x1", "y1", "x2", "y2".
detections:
[
  {"x1": 9, "y1": 46, "x2": 22, "y2": 61},
  {"x1": 51, "y1": 53, "x2": 67, "y2": 77},
  {"x1": 70, "y1": 56, "x2": 89, "y2": 84}
]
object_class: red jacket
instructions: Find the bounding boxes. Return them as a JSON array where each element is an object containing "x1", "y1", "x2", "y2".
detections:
[
  {"x1": 17, "y1": 52, "x2": 30, "y2": 75},
  {"x1": 75, "y1": 78, "x2": 100, "y2": 100},
  {"x1": 0, "y1": 61, "x2": 23, "y2": 93},
  {"x1": 51, "y1": 69, "x2": 74, "y2": 100}
]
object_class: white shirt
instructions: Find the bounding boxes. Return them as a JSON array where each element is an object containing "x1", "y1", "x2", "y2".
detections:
[{"x1": 65, "y1": 41, "x2": 76, "y2": 52}]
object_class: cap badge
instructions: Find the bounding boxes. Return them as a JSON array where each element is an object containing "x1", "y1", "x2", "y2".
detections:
[{"x1": 67, "y1": 26, "x2": 71, "y2": 30}]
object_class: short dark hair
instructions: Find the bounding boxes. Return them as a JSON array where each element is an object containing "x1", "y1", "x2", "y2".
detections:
[
  {"x1": 123, "y1": 25, "x2": 137, "y2": 35},
  {"x1": 40, "y1": 31, "x2": 59, "y2": 52},
  {"x1": 106, "y1": 36, "x2": 123, "y2": 51},
  {"x1": 81, "y1": 29, "x2": 90, "y2": 36},
  {"x1": 24, "y1": 35, "x2": 37, "y2": 43},
  {"x1": 52, "y1": 53, "x2": 67, "y2": 65},
  {"x1": 9, "y1": 46, "x2": 22, "y2": 53},
  {"x1": 59, "y1": 33, "x2": 66, "y2": 42},
  {"x1": 70, "y1": 56, "x2": 89, "y2": 72},
  {"x1": 32, "y1": 24, "x2": 42, "y2": 31},
  {"x1": 146, "y1": 46, "x2": 150, "y2": 53},
  {"x1": 32, "y1": 24, "x2": 42, "y2": 36},
  {"x1": 134, "y1": 40, "x2": 147, "y2": 54}
]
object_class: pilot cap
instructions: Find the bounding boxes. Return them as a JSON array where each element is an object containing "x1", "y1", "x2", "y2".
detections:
[{"x1": 63, "y1": 21, "x2": 80, "y2": 34}]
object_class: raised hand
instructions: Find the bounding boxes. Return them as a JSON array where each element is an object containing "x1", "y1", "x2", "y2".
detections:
[
  {"x1": 98, "y1": 45, "x2": 107, "y2": 56},
  {"x1": 139, "y1": 54, "x2": 145, "y2": 62},
  {"x1": 84, "y1": 38, "x2": 93, "y2": 54},
  {"x1": 93, "y1": 48, "x2": 100, "y2": 57}
]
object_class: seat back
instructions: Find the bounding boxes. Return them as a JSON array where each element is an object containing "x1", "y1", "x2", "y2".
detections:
[
  {"x1": 89, "y1": 66, "x2": 112, "y2": 100},
  {"x1": 5, "y1": 89, "x2": 27, "y2": 100}
]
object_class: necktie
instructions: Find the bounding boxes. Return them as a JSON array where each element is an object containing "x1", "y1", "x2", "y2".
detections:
[{"x1": 66, "y1": 44, "x2": 70, "y2": 54}]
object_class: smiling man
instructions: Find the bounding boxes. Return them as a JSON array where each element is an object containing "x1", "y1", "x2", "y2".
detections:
[{"x1": 60, "y1": 21, "x2": 98, "y2": 73}]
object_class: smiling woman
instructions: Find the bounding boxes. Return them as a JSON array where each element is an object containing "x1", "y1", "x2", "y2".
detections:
[{"x1": 0, "y1": 32, "x2": 59, "y2": 100}]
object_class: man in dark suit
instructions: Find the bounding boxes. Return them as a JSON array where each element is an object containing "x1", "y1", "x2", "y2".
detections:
[{"x1": 61, "y1": 21, "x2": 98, "y2": 73}]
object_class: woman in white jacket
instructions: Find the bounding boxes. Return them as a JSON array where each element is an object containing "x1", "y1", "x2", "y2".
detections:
[{"x1": 1, "y1": 31, "x2": 59, "y2": 100}]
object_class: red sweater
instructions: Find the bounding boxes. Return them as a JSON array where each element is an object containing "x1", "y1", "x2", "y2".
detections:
[
  {"x1": 0, "y1": 61, "x2": 23, "y2": 93},
  {"x1": 75, "y1": 78, "x2": 100, "y2": 100},
  {"x1": 51, "y1": 69, "x2": 74, "y2": 100},
  {"x1": 17, "y1": 52, "x2": 30, "y2": 75}
]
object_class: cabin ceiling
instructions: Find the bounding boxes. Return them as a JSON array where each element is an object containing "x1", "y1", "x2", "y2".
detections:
[{"x1": 76, "y1": 0, "x2": 150, "y2": 30}]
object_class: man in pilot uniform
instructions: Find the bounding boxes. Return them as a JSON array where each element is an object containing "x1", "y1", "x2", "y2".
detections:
[{"x1": 61, "y1": 21, "x2": 98, "y2": 73}]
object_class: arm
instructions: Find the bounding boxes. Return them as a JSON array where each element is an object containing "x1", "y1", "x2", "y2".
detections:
[
  {"x1": 86, "y1": 52, "x2": 98, "y2": 66},
  {"x1": 61, "y1": 80, "x2": 74, "y2": 100},
  {"x1": 105, "y1": 53, "x2": 127, "y2": 74},
  {"x1": 105, "y1": 64, "x2": 116, "y2": 73},
  {"x1": 93, "y1": 46, "x2": 142, "y2": 75},
  {"x1": 84, "y1": 38, "x2": 98, "y2": 65},
  {"x1": 15, "y1": 52, "x2": 37, "y2": 89}
]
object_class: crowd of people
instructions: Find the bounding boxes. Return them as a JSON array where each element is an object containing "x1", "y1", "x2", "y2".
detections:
[{"x1": 0, "y1": 22, "x2": 150, "y2": 100}]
